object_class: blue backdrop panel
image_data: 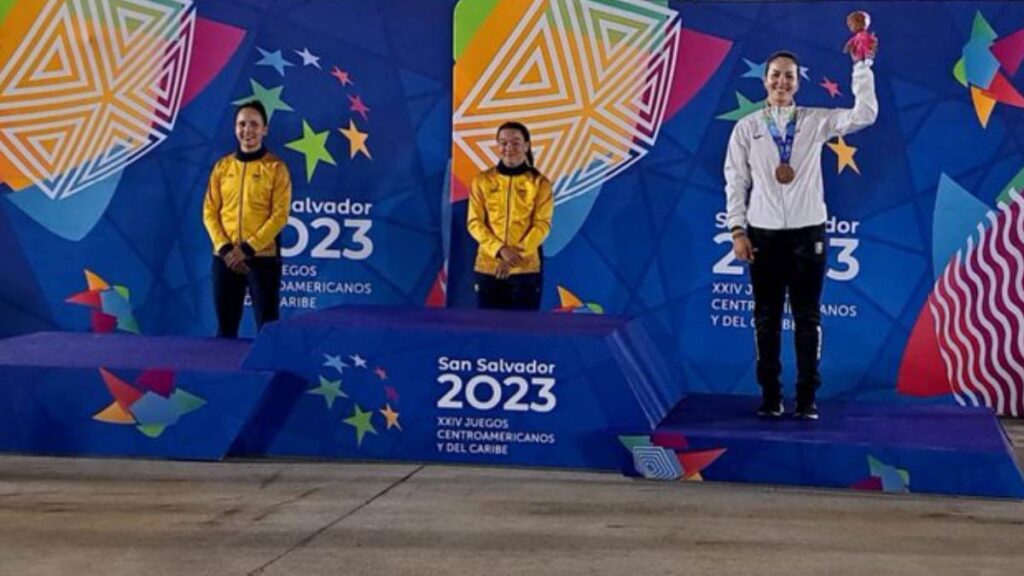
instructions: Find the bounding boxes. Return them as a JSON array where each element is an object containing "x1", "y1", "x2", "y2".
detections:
[
  {"x1": 240, "y1": 307, "x2": 683, "y2": 469},
  {"x1": 0, "y1": 0, "x2": 454, "y2": 338},
  {"x1": 0, "y1": 333, "x2": 282, "y2": 460},
  {"x1": 618, "y1": 395, "x2": 1024, "y2": 499},
  {"x1": 447, "y1": 0, "x2": 1024, "y2": 415}
]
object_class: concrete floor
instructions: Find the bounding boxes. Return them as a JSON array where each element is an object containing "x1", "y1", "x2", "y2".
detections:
[{"x1": 2, "y1": 425, "x2": 1023, "y2": 576}]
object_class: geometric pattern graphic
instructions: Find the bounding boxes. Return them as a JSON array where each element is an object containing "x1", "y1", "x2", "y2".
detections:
[
  {"x1": 619, "y1": 433, "x2": 726, "y2": 482},
  {"x1": 851, "y1": 455, "x2": 911, "y2": 493},
  {"x1": 953, "y1": 11, "x2": 1024, "y2": 128},
  {"x1": 552, "y1": 285, "x2": 604, "y2": 313},
  {"x1": 454, "y1": 0, "x2": 681, "y2": 205},
  {"x1": 899, "y1": 189, "x2": 1024, "y2": 417},
  {"x1": 0, "y1": 0, "x2": 195, "y2": 199},
  {"x1": 93, "y1": 367, "x2": 205, "y2": 438},
  {"x1": 630, "y1": 444, "x2": 683, "y2": 480},
  {"x1": 64, "y1": 269, "x2": 140, "y2": 334}
]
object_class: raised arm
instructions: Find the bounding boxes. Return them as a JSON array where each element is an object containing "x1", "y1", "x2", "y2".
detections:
[{"x1": 823, "y1": 60, "x2": 878, "y2": 139}]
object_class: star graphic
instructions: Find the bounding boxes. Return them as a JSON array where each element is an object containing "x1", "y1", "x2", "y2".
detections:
[
  {"x1": 820, "y1": 77, "x2": 842, "y2": 99},
  {"x1": 350, "y1": 354, "x2": 368, "y2": 368},
  {"x1": 338, "y1": 120, "x2": 372, "y2": 159},
  {"x1": 380, "y1": 403, "x2": 402, "y2": 431},
  {"x1": 344, "y1": 404, "x2": 378, "y2": 446},
  {"x1": 255, "y1": 47, "x2": 294, "y2": 76},
  {"x1": 826, "y1": 136, "x2": 860, "y2": 174},
  {"x1": 348, "y1": 94, "x2": 371, "y2": 121},
  {"x1": 374, "y1": 366, "x2": 388, "y2": 380},
  {"x1": 384, "y1": 385, "x2": 400, "y2": 403},
  {"x1": 742, "y1": 58, "x2": 809, "y2": 81},
  {"x1": 295, "y1": 47, "x2": 321, "y2": 69},
  {"x1": 741, "y1": 58, "x2": 765, "y2": 79},
  {"x1": 307, "y1": 375, "x2": 347, "y2": 409},
  {"x1": 331, "y1": 65, "x2": 353, "y2": 86},
  {"x1": 322, "y1": 353, "x2": 349, "y2": 374},
  {"x1": 232, "y1": 79, "x2": 294, "y2": 123},
  {"x1": 286, "y1": 121, "x2": 337, "y2": 182},
  {"x1": 716, "y1": 92, "x2": 766, "y2": 121}
]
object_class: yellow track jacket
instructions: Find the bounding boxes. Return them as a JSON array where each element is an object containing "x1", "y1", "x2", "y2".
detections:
[
  {"x1": 468, "y1": 165, "x2": 554, "y2": 276},
  {"x1": 203, "y1": 149, "x2": 292, "y2": 258}
]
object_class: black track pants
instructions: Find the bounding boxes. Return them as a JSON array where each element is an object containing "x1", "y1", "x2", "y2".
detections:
[{"x1": 748, "y1": 224, "x2": 827, "y2": 402}]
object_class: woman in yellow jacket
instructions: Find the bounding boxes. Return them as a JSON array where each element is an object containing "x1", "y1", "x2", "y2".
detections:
[
  {"x1": 202, "y1": 100, "x2": 292, "y2": 337},
  {"x1": 467, "y1": 122, "x2": 554, "y2": 311}
]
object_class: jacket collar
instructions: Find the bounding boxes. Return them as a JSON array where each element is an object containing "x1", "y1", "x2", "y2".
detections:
[
  {"x1": 496, "y1": 161, "x2": 532, "y2": 176},
  {"x1": 235, "y1": 146, "x2": 268, "y2": 162}
]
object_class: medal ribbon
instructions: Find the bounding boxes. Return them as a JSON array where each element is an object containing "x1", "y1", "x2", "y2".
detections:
[{"x1": 763, "y1": 108, "x2": 797, "y2": 165}]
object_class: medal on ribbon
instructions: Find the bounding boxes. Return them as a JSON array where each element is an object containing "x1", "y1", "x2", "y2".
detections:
[{"x1": 764, "y1": 109, "x2": 797, "y2": 184}]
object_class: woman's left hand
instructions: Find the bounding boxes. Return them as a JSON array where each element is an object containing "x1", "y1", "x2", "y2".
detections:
[{"x1": 494, "y1": 262, "x2": 511, "y2": 280}]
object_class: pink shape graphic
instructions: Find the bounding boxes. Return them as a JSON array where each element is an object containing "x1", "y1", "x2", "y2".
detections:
[
  {"x1": 851, "y1": 477, "x2": 883, "y2": 491},
  {"x1": 137, "y1": 370, "x2": 176, "y2": 398},
  {"x1": 91, "y1": 312, "x2": 117, "y2": 333},
  {"x1": 181, "y1": 17, "x2": 247, "y2": 105},
  {"x1": 992, "y1": 27, "x2": 1024, "y2": 76},
  {"x1": 450, "y1": 175, "x2": 471, "y2": 204},
  {"x1": 652, "y1": 432, "x2": 689, "y2": 450},
  {"x1": 664, "y1": 28, "x2": 733, "y2": 119}
]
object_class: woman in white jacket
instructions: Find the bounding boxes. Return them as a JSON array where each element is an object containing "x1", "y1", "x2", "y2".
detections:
[{"x1": 724, "y1": 48, "x2": 878, "y2": 420}]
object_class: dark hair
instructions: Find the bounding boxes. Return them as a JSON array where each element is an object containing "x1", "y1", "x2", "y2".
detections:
[
  {"x1": 496, "y1": 121, "x2": 535, "y2": 168},
  {"x1": 764, "y1": 51, "x2": 800, "y2": 77},
  {"x1": 236, "y1": 100, "x2": 268, "y2": 126}
]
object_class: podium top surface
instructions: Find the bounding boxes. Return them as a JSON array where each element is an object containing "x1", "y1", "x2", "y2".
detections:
[
  {"x1": 0, "y1": 332, "x2": 253, "y2": 372},
  {"x1": 658, "y1": 394, "x2": 1013, "y2": 453},
  {"x1": 279, "y1": 305, "x2": 631, "y2": 334}
]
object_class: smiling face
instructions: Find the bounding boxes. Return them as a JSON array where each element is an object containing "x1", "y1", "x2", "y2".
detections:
[
  {"x1": 497, "y1": 127, "x2": 530, "y2": 168},
  {"x1": 764, "y1": 56, "x2": 799, "y2": 107},
  {"x1": 235, "y1": 107, "x2": 267, "y2": 153}
]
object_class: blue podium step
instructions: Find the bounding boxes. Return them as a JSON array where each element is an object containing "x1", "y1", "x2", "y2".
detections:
[
  {"x1": 618, "y1": 394, "x2": 1024, "y2": 499},
  {"x1": 0, "y1": 332, "x2": 294, "y2": 460}
]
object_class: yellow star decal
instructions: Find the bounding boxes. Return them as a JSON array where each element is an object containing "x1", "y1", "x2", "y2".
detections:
[
  {"x1": 379, "y1": 403, "x2": 402, "y2": 431},
  {"x1": 826, "y1": 136, "x2": 860, "y2": 175},
  {"x1": 338, "y1": 119, "x2": 372, "y2": 160}
]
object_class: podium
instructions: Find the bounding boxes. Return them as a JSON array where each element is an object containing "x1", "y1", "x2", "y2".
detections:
[
  {"x1": 2, "y1": 307, "x2": 1022, "y2": 498},
  {"x1": 237, "y1": 306, "x2": 682, "y2": 470}
]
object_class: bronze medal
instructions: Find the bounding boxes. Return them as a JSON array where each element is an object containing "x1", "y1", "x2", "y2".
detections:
[{"x1": 775, "y1": 163, "x2": 795, "y2": 184}]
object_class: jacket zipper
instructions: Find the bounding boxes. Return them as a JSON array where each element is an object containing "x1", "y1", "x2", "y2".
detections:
[
  {"x1": 237, "y1": 161, "x2": 247, "y2": 245},
  {"x1": 503, "y1": 175, "x2": 512, "y2": 247}
]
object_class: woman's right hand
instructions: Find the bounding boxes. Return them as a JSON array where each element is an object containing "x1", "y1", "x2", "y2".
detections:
[
  {"x1": 733, "y1": 234, "x2": 755, "y2": 263},
  {"x1": 498, "y1": 245, "x2": 526, "y2": 267}
]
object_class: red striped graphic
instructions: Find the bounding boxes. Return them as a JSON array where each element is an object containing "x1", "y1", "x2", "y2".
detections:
[{"x1": 922, "y1": 190, "x2": 1024, "y2": 416}]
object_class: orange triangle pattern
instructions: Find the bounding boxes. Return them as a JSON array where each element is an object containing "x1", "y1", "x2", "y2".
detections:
[
  {"x1": 557, "y1": 286, "x2": 584, "y2": 308},
  {"x1": 971, "y1": 86, "x2": 997, "y2": 128},
  {"x1": 85, "y1": 269, "x2": 110, "y2": 291},
  {"x1": 93, "y1": 401, "x2": 135, "y2": 424}
]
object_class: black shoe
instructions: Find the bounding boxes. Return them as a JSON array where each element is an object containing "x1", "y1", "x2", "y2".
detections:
[
  {"x1": 757, "y1": 396, "x2": 784, "y2": 418},
  {"x1": 794, "y1": 402, "x2": 819, "y2": 420}
]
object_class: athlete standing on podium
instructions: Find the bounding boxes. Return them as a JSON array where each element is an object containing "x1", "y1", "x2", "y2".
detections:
[
  {"x1": 203, "y1": 101, "x2": 292, "y2": 338},
  {"x1": 468, "y1": 122, "x2": 554, "y2": 311},
  {"x1": 723, "y1": 42, "x2": 878, "y2": 419}
]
